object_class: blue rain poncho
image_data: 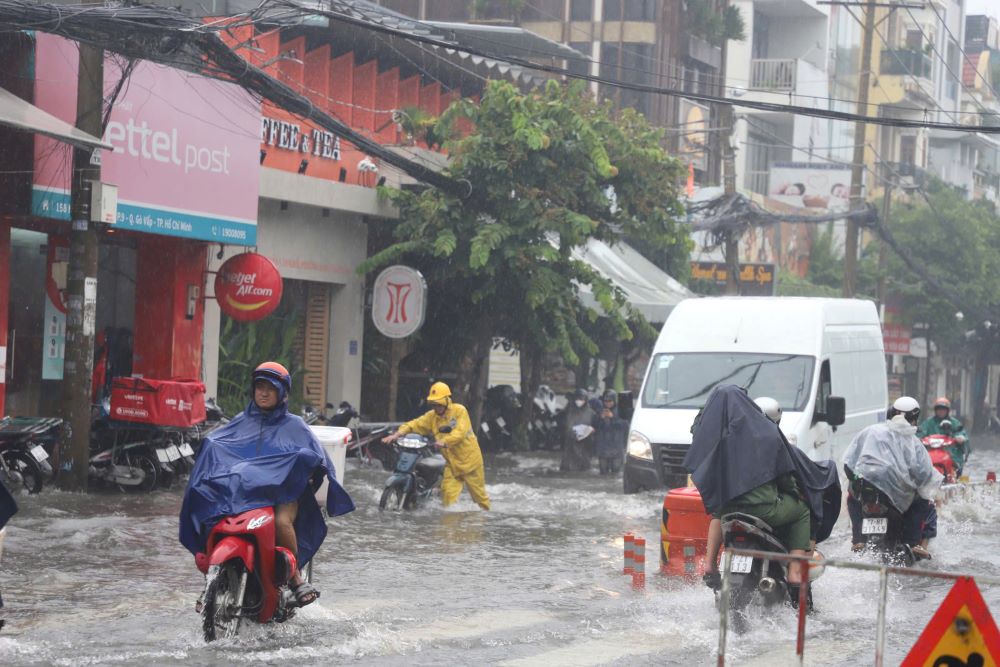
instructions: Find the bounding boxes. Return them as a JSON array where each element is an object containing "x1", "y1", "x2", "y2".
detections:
[
  {"x1": 179, "y1": 399, "x2": 355, "y2": 565},
  {"x1": 842, "y1": 416, "x2": 942, "y2": 513},
  {"x1": 0, "y1": 480, "x2": 16, "y2": 530}
]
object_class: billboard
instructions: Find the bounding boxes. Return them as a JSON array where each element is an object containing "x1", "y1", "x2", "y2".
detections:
[
  {"x1": 32, "y1": 34, "x2": 261, "y2": 245},
  {"x1": 768, "y1": 162, "x2": 853, "y2": 211}
]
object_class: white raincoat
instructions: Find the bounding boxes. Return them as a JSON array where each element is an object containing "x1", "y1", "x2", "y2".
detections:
[{"x1": 842, "y1": 416, "x2": 943, "y2": 512}]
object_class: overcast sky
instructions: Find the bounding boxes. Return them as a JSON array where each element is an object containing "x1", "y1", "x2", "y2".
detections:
[{"x1": 966, "y1": 0, "x2": 999, "y2": 21}]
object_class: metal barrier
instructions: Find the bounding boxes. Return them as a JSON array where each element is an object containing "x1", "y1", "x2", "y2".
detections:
[{"x1": 716, "y1": 548, "x2": 1000, "y2": 667}]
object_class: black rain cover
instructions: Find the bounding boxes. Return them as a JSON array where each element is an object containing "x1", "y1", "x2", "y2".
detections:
[{"x1": 683, "y1": 385, "x2": 841, "y2": 543}]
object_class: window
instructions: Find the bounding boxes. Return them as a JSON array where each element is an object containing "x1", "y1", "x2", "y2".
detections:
[
  {"x1": 603, "y1": 0, "x2": 655, "y2": 20},
  {"x1": 905, "y1": 29, "x2": 923, "y2": 50},
  {"x1": 567, "y1": 41, "x2": 592, "y2": 77},
  {"x1": 570, "y1": 0, "x2": 592, "y2": 20},
  {"x1": 900, "y1": 134, "x2": 917, "y2": 167},
  {"x1": 641, "y1": 353, "x2": 816, "y2": 411}
]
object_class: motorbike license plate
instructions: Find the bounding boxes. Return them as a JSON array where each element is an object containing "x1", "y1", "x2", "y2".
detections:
[
  {"x1": 179, "y1": 443, "x2": 195, "y2": 457},
  {"x1": 30, "y1": 445, "x2": 49, "y2": 462},
  {"x1": 731, "y1": 554, "x2": 753, "y2": 574},
  {"x1": 166, "y1": 445, "x2": 182, "y2": 462},
  {"x1": 862, "y1": 518, "x2": 888, "y2": 535},
  {"x1": 155, "y1": 448, "x2": 171, "y2": 463}
]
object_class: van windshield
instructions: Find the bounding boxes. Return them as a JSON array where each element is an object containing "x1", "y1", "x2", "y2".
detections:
[{"x1": 642, "y1": 353, "x2": 815, "y2": 411}]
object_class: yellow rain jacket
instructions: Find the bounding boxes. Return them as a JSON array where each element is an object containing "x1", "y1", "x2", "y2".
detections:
[
  {"x1": 398, "y1": 402, "x2": 483, "y2": 475},
  {"x1": 398, "y1": 402, "x2": 490, "y2": 509}
]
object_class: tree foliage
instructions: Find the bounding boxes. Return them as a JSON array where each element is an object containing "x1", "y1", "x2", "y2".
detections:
[
  {"x1": 882, "y1": 181, "x2": 1000, "y2": 347},
  {"x1": 361, "y1": 80, "x2": 689, "y2": 408}
]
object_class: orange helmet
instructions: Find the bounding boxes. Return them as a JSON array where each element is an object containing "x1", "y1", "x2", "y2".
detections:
[
  {"x1": 253, "y1": 361, "x2": 291, "y2": 399},
  {"x1": 933, "y1": 397, "x2": 951, "y2": 410}
]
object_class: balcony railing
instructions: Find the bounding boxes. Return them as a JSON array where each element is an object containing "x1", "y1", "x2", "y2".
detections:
[
  {"x1": 749, "y1": 59, "x2": 797, "y2": 91},
  {"x1": 879, "y1": 49, "x2": 932, "y2": 79}
]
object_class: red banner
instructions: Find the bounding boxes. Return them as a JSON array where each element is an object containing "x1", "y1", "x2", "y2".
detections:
[
  {"x1": 883, "y1": 323, "x2": 911, "y2": 355},
  {"x1": 110, "y1": 377, "x2": 207, "y2": 427}
]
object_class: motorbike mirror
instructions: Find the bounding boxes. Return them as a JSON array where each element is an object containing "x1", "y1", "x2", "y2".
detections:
[
  {"x1": 825, "y1": 396, "x2": 846, "y2": 427},
  {"x1": 438, "y1": 425, "x2": 453, "y2": 434}
]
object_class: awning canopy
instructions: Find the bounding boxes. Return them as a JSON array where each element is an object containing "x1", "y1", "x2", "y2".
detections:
[
  {"x1": 572, "y1": 238, "x2": 692, "y2": 324},
  {"x1": 0, "y1": 85, "x2": 110, "y2": 150}
]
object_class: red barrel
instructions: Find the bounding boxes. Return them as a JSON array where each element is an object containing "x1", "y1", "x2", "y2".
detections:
[{"x1": 660, "y1": 487, "x2": 712, "y2": 578}]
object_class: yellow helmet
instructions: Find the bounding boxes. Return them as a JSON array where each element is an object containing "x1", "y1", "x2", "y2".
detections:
[{"x1": 426, "y1": 381, "x2": 452, "y2": 405}]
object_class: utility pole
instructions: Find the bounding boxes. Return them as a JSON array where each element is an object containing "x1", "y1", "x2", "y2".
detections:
[
  {"x1": 60, "y1": 43, "x2": 103, "y2": 491},
  {"x1": 844, "y1": 0, "x2": 877, "y2": 297},
  {"x1": 717, "y1": 0, "x2": 739, "y2": 296},
  {"x1": 875, "y1": 174, "x2": 894, "y2": 311},
  {"x1": 719, "y1": 103, "x2": 740, "y2": 295}
]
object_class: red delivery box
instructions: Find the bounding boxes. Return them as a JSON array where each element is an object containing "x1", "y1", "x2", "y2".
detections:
[{"x1": 110, "y1": 377, "x2": 207, "y2": 427}]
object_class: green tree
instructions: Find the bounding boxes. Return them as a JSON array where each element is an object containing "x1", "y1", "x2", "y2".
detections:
[
  {"x1": 362, "y1": 80, "x2": 689, "y2": 436},
  {"x1": 881, "y1": 181, "x2": 1000, "y2": 348}
]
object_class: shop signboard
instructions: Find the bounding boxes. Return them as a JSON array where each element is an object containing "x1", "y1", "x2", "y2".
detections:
[
  {"x1": 372, "y1": 265, "x2": 427, "y2": 339},
  {"x1": 215, "y1": 253, "x2": 284, "y2": 322},
  {"x1": 42, "y1": 243, "x2": 68, "y2": 380},
  {"x1": 689, "y1": 262, "x2": 776, "y2": 296},
  {"x1": 32, "y1": 33, "x2": 260, "y2": 245}
]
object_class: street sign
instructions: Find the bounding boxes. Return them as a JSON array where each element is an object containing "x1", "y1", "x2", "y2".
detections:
[
  {"x1": 902, "y1": 577, "x2": 1000, "y2": 667},
  {"x1": 371, "y1": 265, "x2": 426, "y2": 339}
]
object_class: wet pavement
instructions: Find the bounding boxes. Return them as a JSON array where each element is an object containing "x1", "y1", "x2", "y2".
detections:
[{"x1": 1, "y1": 441, "x2": 999, "y2": 666}]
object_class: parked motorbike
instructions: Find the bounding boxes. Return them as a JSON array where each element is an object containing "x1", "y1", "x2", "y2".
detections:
[
  {"x1": 528, "y1": 384, "x2": 564, "y2": 450},
  {"x1": 848, "y1": 477, "x2": 915, "y2": 566},
  {"x1": 194, "y1": 506, "x2": 301, "y2": 641},
  {"x1": 480, "y1": 384, "x2": 520, "y2": 451},
  {"x1": 379, "y1": 432, "x2": 447, "y2": 511},
  {"x1": 89, "y1": 400, "x2": 170, "y2": 491},
  {"x1": 0, "y1": 417, "x2": 57, "y2": 494}
]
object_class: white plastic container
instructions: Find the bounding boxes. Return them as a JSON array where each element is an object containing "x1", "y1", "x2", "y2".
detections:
[{"x1": 310, "y1": 425, "x2": 352, "y2": 505}]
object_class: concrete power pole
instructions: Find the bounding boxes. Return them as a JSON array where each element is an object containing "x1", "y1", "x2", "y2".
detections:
[
  {"x1": 843, "y1": 0, "x2": 877, "y2": 297},
  {"x1": 720, "y1": 104, "x2": 740, "y2": 295},
  {"x1": 60, "y1": 43, "x2": 103, "y2": 491}
]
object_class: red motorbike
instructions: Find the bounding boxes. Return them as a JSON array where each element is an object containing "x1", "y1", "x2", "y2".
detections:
[
  {"x1": 194, "y1": 507, "x2": 300, "y2": 641},
  {"x1": 921, "y1": 434, "x2": 958, "y2": 484}
]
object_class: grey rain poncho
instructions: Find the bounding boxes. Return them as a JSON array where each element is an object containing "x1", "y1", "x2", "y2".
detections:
[{"x1": 842, "y1": 416, "x2": 943, "y2": 513}]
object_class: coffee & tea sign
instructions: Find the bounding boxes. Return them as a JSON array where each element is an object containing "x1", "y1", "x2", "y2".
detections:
[{"x1": 215, "y1": 253, "x2": 284, "y2": 322}]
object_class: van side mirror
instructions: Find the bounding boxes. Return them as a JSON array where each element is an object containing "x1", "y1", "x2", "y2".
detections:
[{"x1": 825, "y1": 396, "x2": 846, "y2": 427}]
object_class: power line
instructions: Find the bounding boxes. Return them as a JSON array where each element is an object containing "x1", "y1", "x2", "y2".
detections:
[{"x1": 267, "y1": 0, "x2": 1000, "y2": 134}]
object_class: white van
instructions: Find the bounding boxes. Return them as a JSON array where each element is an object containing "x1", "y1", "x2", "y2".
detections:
[{"x1": 623, "y1": 297, "x2": 888, "y2": 493}]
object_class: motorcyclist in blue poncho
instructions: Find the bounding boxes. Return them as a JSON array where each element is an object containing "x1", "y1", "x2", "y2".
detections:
[{"x1": 180, "y1": 362, "x2": 355, "y2": 607}]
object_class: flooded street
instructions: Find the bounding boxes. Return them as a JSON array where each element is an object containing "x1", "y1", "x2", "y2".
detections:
[{"x1": 1, "y1": 442, "x2": 999, "y2": 666}]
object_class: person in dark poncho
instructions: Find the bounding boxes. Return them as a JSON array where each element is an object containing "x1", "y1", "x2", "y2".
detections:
[
  {"x1": 684, "y1": 385, "x2": 840, "y2": 596},
  {"x1": 180, "y1": 362, "x2": 355, "y2": 607}
]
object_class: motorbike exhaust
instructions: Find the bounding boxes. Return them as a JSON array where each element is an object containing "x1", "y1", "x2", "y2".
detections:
[{"x1": 758, "y1": 577, "x2": 777, "y2": 594}]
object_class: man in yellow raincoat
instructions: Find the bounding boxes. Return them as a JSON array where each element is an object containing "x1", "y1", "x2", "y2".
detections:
[{"x1": 384, "y1": 382, "x2": 491, "y2": 510}]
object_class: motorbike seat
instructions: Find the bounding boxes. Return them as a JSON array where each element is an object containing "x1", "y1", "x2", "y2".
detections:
[
  {"x1": 721, "y1": 512, "x2": 775, "y2": 534},
  {"x1": 416, "y1": 454, "x2": 446, "y2": 472}
]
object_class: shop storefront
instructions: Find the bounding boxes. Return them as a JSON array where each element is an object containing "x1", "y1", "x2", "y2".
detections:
[{"x1": 0, "y1": 33, "x2": 260, "y2": 417}]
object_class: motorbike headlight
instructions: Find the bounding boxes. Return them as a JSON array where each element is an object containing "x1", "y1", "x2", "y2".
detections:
[{"x1": 627, "y1": 430, "x2": 653, "y2": 460}]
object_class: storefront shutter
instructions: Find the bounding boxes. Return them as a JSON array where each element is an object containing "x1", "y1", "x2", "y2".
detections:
[{"x1": 302, "y1": 282, "x2": 331, "y2": 409}]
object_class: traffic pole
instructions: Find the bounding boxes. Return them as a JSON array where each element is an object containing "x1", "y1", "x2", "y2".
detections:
[
  {"x1": 623, "y1": 533, "x2": 635, "y2": 575},
  {"x1": 632, "y1": 537, "x2": 646, "y2": 590}
]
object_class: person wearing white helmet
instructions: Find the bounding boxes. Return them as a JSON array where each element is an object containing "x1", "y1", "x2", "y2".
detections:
[
  {"x1": 842, "y1": 396, "x2": 943, "y2": 559},
  {"x1": 754, "y1": 397, "x2": 782, "y2": 424}
]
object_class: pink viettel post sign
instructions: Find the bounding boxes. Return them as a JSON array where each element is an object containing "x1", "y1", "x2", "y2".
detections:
[{"x1": 32, "y1": 34, "x2": 260, "y2": 244}]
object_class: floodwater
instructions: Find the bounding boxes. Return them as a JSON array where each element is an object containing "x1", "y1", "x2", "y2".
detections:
[{"x1": 1, "y1": 440, "x2": 999, "y2": 666}]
